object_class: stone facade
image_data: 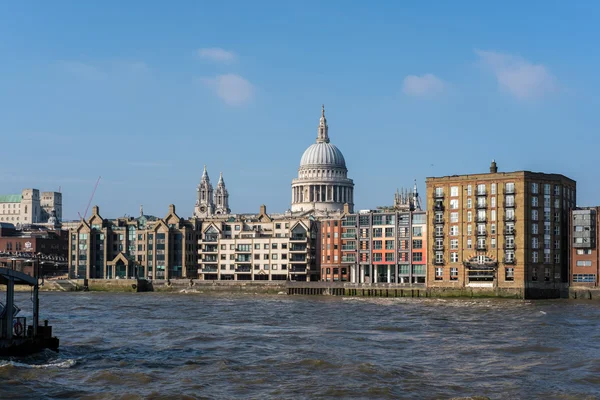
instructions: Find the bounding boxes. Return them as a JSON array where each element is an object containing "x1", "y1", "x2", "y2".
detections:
[
  {"x1": 426, "y1": 161, "x2": 576, "y2": 297},
  {"x1": 570, "y1": 207, "x2": 600, "y2": 286},
  {"x1": 194, "y1": 166, "x2": 230, "y2": 218},
  {"x1": 0, "y1": 189, "x2": 62, "y2": 225},
  {"x1": 68, "y1": 205, "x2": 197, "y2": 280},
  {"x1": 197, "y1": 205, "x2": 318, "y2": 281}
]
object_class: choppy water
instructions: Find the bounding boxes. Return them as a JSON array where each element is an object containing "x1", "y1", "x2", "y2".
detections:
[{"x1": 1, "y1": 292, "x2": 600, "y2": 399}]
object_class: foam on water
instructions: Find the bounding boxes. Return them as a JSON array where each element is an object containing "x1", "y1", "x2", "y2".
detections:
[{"x1": 0, "y1": 358, "x2": 77, "y2": 369}]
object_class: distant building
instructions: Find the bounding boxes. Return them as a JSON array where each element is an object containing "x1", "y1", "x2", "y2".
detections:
[
  {"x1": 68, "y1": 205, "x2": 197, "y2": 280},
  {"x1": 291, "y1": 106, "x2": 354, "y2": 214},
  {"x1": 570, "y1": 207, "x2": 600, "y2": 286},
  {"x1": 194, "y1": 166, "x2": 231, "y2": 218},
  {"x1": 0, "y1": 189, "x2": 62, "y2": 225},
  {"x1": 197, "y1": 205, "x2": 318, "y2": 281},
  {"x1": 426, "y1": 161, "x2": 576, "y2": 298}
]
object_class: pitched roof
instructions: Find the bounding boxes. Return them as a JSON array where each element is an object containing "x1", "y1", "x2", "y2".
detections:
[{"x1": 0, "y1": 194, "x2": 21, "y2": 203}]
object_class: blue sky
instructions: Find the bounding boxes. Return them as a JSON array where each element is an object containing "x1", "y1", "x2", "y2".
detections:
[{"x1": 1, "y1": 1, "x2": 599, "y2": 219}]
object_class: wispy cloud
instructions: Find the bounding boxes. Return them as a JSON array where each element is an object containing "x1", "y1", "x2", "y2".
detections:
[
  {"x1": 197, "y1": 48, "x2": 236, "y2": 63},
  {"x1": 58, "y1": 61, "x2": 107, "y2": 81},
  {"x1": 475, "y1": 50, "x2": 557, "y2": 99},
  {"x1": 198, "y1": 74, "x2": 254, "y2": 106},
  {"x1": 402, "y1": 74, "x2": 446, "y2": 97}
]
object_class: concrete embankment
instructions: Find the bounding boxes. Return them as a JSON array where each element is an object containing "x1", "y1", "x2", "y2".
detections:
[
  {"x1": 25, "y1": 279, "x2": 569, "y2": 299},
  {"x1": 569, "y1": 287, "x2": 600, "y2": 301}
]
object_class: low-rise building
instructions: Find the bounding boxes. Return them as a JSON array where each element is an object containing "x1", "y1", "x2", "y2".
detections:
[
  {"x1": 570, "y1": 207, "x2": 600, "y2": 286},
  {"x1": 197, "y1": 205, "x2": 318, "y2": 281},
  {"x1": 68, "y1": 205, "x2": 197, "y2": 280},
  {"x1": 0, "y1": 189, "x2": 62, "y2": 225}
]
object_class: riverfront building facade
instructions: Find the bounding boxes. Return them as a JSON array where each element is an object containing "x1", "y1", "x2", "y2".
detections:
[
  {"x1": 426, "y1": 161, "x2": 576, "y2": 295},
  {"x1": 570, "y1": 207, "x2": 600, "y2": 286},
  {"x1": 320, "y1": 185, "x2": 427, "y2": 284},
  {"x1": 68, "y1": 205, "x2": 197, "y2": 280},
  {"x1": 197, "y1": 205, "x2": 318, "y2": 281}
]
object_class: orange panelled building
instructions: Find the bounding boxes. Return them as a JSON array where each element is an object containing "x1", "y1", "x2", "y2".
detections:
[{"x1": 320, "y1": 219, "x2": 348, "y2": 281}]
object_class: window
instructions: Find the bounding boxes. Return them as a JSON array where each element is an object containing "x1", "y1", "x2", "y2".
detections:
[
  {"x1": 450, "y1": 226, "x2": 459, "y2": 236},
  {"x1": 532, "y1": 237, "x2": 539, "y2": 249},
  {"x1": 532, "y1": 251, "x2": 538, "y2": 263},
  {"x1": 435, "y1": 187, "x2": 444, "y2": 197},
  {"x1": 505, "y1": 268, "x2": 514, "y2": 281},
  {"x1": 264, "y1": 264, "x2": 269, "y2": 270},
  {"x1": 467, "y1": 198, "x2": 472, "y2": 209},
  {"x1": 235, "y1": 225, "x2": 240, "y2": 231},
  {"x1": 451, "y1": 252, "x2": 459, "y2": 263},
  {"x1": 505, "y1": 182, "x2": 515, "y2": 194},
  {"x1": 491, "y1": 197, "x2": 496, "y2": 208},
  {"x1": 554, "y1": 199, "x2": 560, "y2": 209},
  {"x1": 554, "y1": 254, "x2": 560, "y2": 264},
  {"x1": 385, "y1": 227, "x2": 394, "y2": 237},
  {"x1": 373, "y1": 228, "x2": 383, "y2": 237},
  {"x1": 373, "y1": 253, "x2": 382, "y2": 262},
  {"x1": 450, "y1": 268, "x2": 458, "y2": 280},
  {"x1": 373, "y1": 215, "x2": 383, "y2": 225},
  {"x1": 264, "y1": 244, "x2": 269, "y2": 249},
  {"x1": 577, "y1": 260, "x2": 593, "y2": 267},
  {"x1": 467, "y1": 211, "x2": 472, "y2": 222},
  {"x1": 532, "y1": 197, "x2": 538, "y2": 207},
  {"x1": 532, "y1": 268, "x2": 538, "y2": 281},
  {"x1": 467, "y1": 185, "x2": 472, "y2": 196},
  {"x1": 263, "y1": 254, "x2": 269, "y2": 260},
  {"x1": 450, "y1": 239, "x2": 458, "y2": 249},
  {"x1": 385, "y1": 253, "x2": 394, "y2": 262},
  {"x1": 412, "y1": 227, "x2": 422, "y2": 237},
  {"x1": 467, "y1": 238, "x2": 472, "y2": 249},
  {"x1": 577, "y1": 249, "x2": 592, "y2": 255},
  {"x1": 467, "y1": 225, "x2": 472, "y2": 235},
  {"x1": 545, "y1": 267, "x2": 551, "y2": 281},
  {"x1": 532, "y1": 210, "x2": 538, "y2": 221},
  {"x1": 385, "y1": 240, "x2": 394, "y2": 250},
  {"x1": 451, "y1": 186, "x2": 459, "y2": 197},
  {"x1": 532, "y1": 224, "x2": 538, "y2": 235},
  {"x1": 412, "y1": 240, "x2": 422, "y2": 249},
  {"x1": 491, "y1": 238, "x2": 496, "y2": 249},
  {"x1": 544, "y1": 184, "x2": 551, "y2": 195},
  {"x1": 491, "y1": 224, "x2": 496, "y2": 234},
  {"x1": 450, "y1": 212, "x2": 459, "y2": 223},
  {"x1": 491, "y1": 184, "x2": 496, "y2": 195},
  {"x1": 230, "y1": 244, "x2": 235, "y2": 250},
  {"x1": 412, "y1": 252, "x2": 423, "y2": 262},
  {"x1": 532, "y1": 183, "x2": 538, "y2": 194},
  {"x1": 435, "y1": 268, "x2": 443, "y2": 280},
  {"x1": 573, "y1": 274, "x2": 596, "y2": 283},
  {"x1": 450, "y1": 199, "x2": 459, "y2": 209},
  {"x1": 374, "y1": 240, "x2": 383, "y2": 250},
  {"x1": 477, "y1": 184, "x2": 486, "y2": 195}
]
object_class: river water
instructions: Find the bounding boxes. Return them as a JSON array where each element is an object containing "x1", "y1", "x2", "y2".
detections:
[{"x1": 1, "y1": 292, "x2": 599, "y2": 399}]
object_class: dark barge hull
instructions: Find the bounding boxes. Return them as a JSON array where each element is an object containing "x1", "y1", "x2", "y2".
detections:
[{"x1": 0, "y1": 337, "x2": 59, "y2": 357}]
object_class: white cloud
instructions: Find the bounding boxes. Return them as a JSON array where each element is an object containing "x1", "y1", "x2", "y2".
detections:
[
  {"x1": 59, "y1": 61, "x2": 107, "y2": 80},
  {"x1": 197, "y1": 48, "x2": 236, "y2": 63},
  {"x1": 199, "y1": 74, "x2": 254, "y2": 106},
  {"x1": 476, "y1": 50, "x2": 556, "y2": 99},
  {"x1": 402, "y1": 74, "x2": 446, "y2": 97}
]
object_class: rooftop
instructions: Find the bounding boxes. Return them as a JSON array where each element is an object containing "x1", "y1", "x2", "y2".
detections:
[{"x1": 0, "y1": 194, "x2": 21, "y2": 203}]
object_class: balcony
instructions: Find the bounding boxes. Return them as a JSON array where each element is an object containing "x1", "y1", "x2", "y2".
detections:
[
  {"x1": 341, "y1": 256, "x2": 356, "y2": 263},
  {"x1": 476, "y1": 190, "x2": 487, "y2": 196},
  {"x1": 204, "y1": 234, "x2": 218, "y2": 243},
  {"x1": 290, "y1": 235, "x2": 308, "y2": 242},
  {"x1": 433, "y1": 192, "x2": 445, "y2": 199},
  {"x1": 433, "y1": 244, "x2": 444, "y2": 251},
  {"x1": 235, "y1": 257, "x2": 252, "y2": 263},
  {"x1": 342, "y1": 220, "x2": 356, "y2": 227},
  {"x1": 290, "y1": 255, "x2": 307, "y2": 263},
  {"x1": 203, "y1": 255, "x2": 218, "y2": 263},
  {"x1": 290, "y1": 266, "x2": 307, "y2": 273},
  {"x1": 204, "y1": 245, "x2": 218, "y2": 253},
  {"x1": 504, "y1": 243, "x2": 516, "y2": 250},
  {"x1": 434, "y1": 231, "x2": 445, "y2": 237},
  {"x1": 290, "y1": 244, "x2": 307, "y2": 252},
  {"x1": 235, "y1": 266, "x2": 251, "y2": 272},
  {"x1": 341, "y1": 245, "x2": 357, "y2": 251},
  {"x1": 504, "y1": 188, "x2": 516, "y2": 195},
  {"x1": 504, "y1": 215, "x2": 516, "y2": 222},
  {"x1": 503, "y1": 257, "x2": 516, "y2": 265},
  {"x1": 475, "y1": 216, "x2": 487, "y2": 223},
  {"x1": 476, "y1": 245, "x2": 487, "y2": 251},
  {"x1": 476, "y1": 230, "x2": 487, "y2": 236},
  {"x1": 434, "y1": 258, "x2": 445, "y2": 265},
  {"x1": 504, "y1": 228, "x2": 516, "y2": 235},
  {"x1": 341, "y1": 233, "x2": 357, "y2": 239},
  {"x1": 503, "y1": 202, "x2": 516, "y2": 209},
  {"x1": 476, "y1": 203, "x2": 487, "y2": 209},
  {"x1": 434, "y1": 203, "x2": 445, "y2": 211},
  {"x1": 434, "y1": 218, "x2": 445, "y2": 224},
  {"x1": 235, "y1": 246, "x2": 251, "y2": 253},
  {"x1": 202, "y1": 266, "x2": 217, "y2": 273}
]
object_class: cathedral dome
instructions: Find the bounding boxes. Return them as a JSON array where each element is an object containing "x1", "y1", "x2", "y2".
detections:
[{"x1": 300, "y1": 142, "x2": 346, "y2": 168}]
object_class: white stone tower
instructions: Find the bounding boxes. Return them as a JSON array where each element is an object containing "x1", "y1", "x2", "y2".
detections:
[
  {"x1": 214, "y1": 172, "x2": 230, "y2": 215},
  {"x1": 195, "y1": 165, "x2": 215, "y2": 218}
]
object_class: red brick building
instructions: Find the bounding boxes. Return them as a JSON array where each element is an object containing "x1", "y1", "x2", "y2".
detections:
[
  {"x1": 570, "y1": 207, "x2": 600, "y2": 286},
  {"x1": 320, "y1": 218, "x2": 348, "y2": 282}
]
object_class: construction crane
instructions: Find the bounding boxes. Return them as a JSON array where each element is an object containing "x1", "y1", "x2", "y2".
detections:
[{"x1": 78, "y1": 176, "x2": 101, "y2": 221}]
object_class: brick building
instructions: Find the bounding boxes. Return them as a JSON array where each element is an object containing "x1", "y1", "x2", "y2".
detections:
[
  {"x1": 570, "y1": 207, "x2": 600, "y2": 286},
  {"x1": 426, "y1": 161, "x2": 576, "y2": 298}
]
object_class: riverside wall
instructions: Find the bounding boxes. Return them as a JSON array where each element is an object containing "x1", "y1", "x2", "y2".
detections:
[{"x1": 23, "y1": 279, "x2": 577, "y2": 299}]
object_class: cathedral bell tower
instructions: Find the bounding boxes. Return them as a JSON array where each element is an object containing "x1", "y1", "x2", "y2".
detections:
[
  {"x1": 194, "y1": 165, "x2": 215, "y2": 218},
  {"x1": 214, "y1": 172, "x2": 230, "y2": 215}
]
